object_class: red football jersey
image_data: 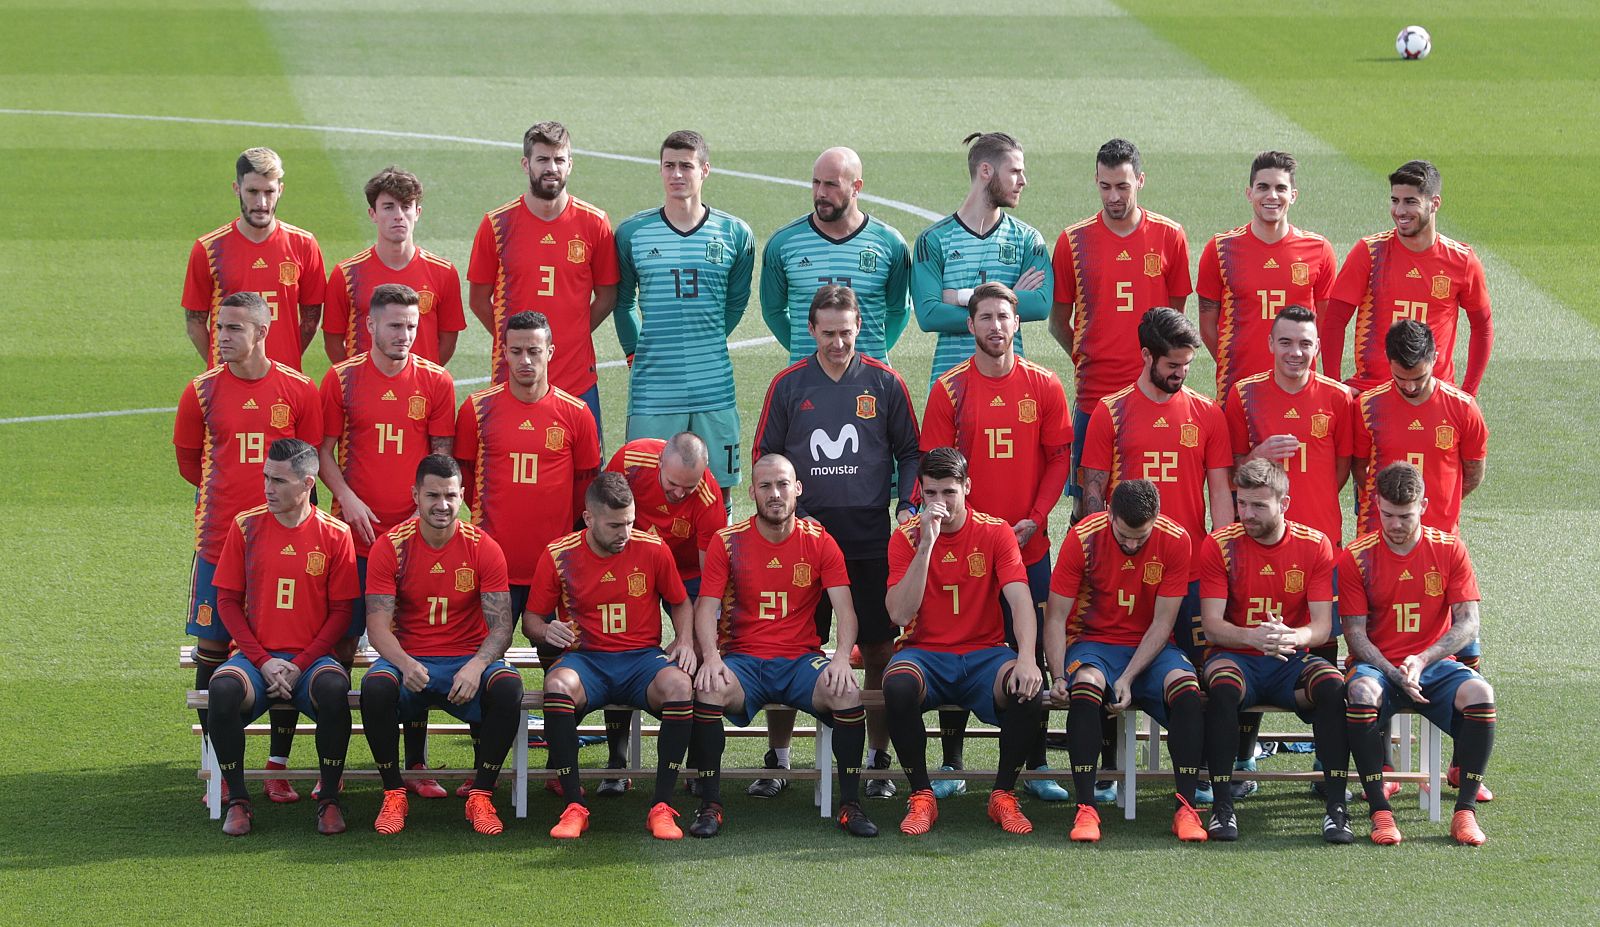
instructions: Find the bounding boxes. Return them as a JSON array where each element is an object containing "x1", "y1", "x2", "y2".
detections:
[
  {"x1": 467, "y1": 196, "x2": 620, "y2": 393},
  {"x1": 1338, "y1": 528, "x2": 1479, "y2": 666},
  {"x1": 213, "y1": 505, "x2": 360, "y2": 653},
  {"x1": 1196, "y1": 224, "x2": 1336, "y2": 399},
  {"x1": 1080, "y1": 384, "x2": 1231, "y2": 575},
  {"x1": 320, "y1": 353, "x2": 457, "y2": 556},
  {"x1": 1225, "y1": 372, "x2": 1355, "y2": 543},
  {"x1": 174, "y1": 362, "x2": 323, "y2": 561},
  {"x1": 1326, "y1": 231, "x2": 1492, "y2": 393},
  {"x1": 1052, "y1": 210, "x2": 1193, "y2": 411},
  {"x1": 1197, "y1": 521, "x2": 1335, "y2": 656},
  {"x1": 181, "y1": 220, "x2": 327, "y2": 370},
  {"x1": 921, "y1": 357, "x2": 1073, "y2": 564},
  {"x1": 1050, "y1": 512, "x2": 1190, "y2": 648},
  {"x1": 606, "y1": 438, "x2": 725, "y2": 582},
  {"x1": 324, "y1": 247, "x2": 466, "y2": 362},
  {"x1": 366, "y1": 518, "x2": 510, "y2": 657},
  {"x1": 887, "y1": 510, "x2": 1027, "y2": 654},
  {"x1": 455, "y1": 383, "x2": 601, "y2": 584},
  {"x1": 527, "y1": 529, "x2": 688, "y2": 652},
  {"x1": 1352, "y1": 381, "x2": 1487, "y2": 536},
  {"x1": 701, "y1": 518, "x2": 850, "y2": 659}
]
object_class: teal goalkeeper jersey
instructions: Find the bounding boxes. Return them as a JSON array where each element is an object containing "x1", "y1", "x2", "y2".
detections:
[
  {"x1": 614, "y1": 206, "x2": 755, "y2": 415},
  {"x1": 759, "y1": 214, "x2": 912, "y2": 362},
  {"x1": 911, "y1": 212, "x2": 1053, "y2": 387}
]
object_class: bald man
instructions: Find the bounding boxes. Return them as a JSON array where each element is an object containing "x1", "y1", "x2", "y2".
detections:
[{"x1": 760, "y1": 147, "x2": 913, "y2": 362}]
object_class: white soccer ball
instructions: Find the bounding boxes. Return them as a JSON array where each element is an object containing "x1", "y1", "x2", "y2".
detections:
[{"x1": 1396, "y1": 25, "x2": 1431, "y2": 60}]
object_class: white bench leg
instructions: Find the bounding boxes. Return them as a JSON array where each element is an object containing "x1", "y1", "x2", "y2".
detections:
[
  {"x1": 1424, "y1": 718, "x2": 1442, "y2": 822},
  {"x1": 629, "y1": 710, "x2": 642, "y2": 769},
  {"x1": 1397, "y1": 713, "x2": 1413, "y2": 774},
  {"x1": 514, "y1": 709, "x2": 529, "y2": 819},
  {"x1": 203, "y1": 734, "x2": 222, "y2": 820},
  {"x1": 1121, "y1": 710, "x2": 1137, "y2": 820},
  {"x1": 816, "y1": 722, "x2": 833, "y2": 818}
]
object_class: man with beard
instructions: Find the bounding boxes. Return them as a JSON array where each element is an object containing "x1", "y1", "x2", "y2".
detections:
[
  {"x1": 1322, "y1": 160, "x2": 1494, "y2": 396},
  {"x1": 1079, "y1": 308, "x2": 1233, "y2": 670},
  {"x1": 1051, "y1": 139, "x2": 1192, "y2": 519},
  {"x1": 685, "y1": 454, "x2": 879, "y2": 838},
  {"x1": 182, "y1": 147, "x2": 326, "y2": 370},
  {"x1": 912, "y1": 132, "x2": 1053, "y2": 387},
  {"x1": 919, "y1": 283, "x2": 1073, "y2": 801},
  {"x1": 468, "y1": 121, "x2": 619, "y2": 432},
  {"x1": 760, "y1": 147, "x2": 913, "y2": 362}
]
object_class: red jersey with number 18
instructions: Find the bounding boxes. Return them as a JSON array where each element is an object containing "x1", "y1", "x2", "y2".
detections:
[
  {"x1": 182, "y1": 221, "x2": 327, "y2": 370},
  {"x1": 1337, "y1": 528, "x2": 1478, "y2": 666},
  {"x1": 1050, "y1": 512, "x2": 1190, "y2": 648},
  {"x1": 323, "y1": 247, "x2": 466, "y2": 362},
  {"x1": 213, "y1": 505, "x2": 360, "y2": 653},
  {"x1": 1197, "y1": 521, "x2": 1335, "y2": 656},
  {"x1": 888, "y1": 510, "x2": 1026, "y2": 654},
  {"x1": 702, "y1": 517, "x2": 850, "y2": 659},
  {"x1": 527, "y1": 530, "x2": 688, "y2": 653},
  {"x1": 366, "y1": 518, "x2": 510, "y2": 657}
]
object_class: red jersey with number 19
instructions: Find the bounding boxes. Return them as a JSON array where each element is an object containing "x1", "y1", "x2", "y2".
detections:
[
  {"x1": 527, "y1": 530, "x2": 688, "y2": 652},
  {"x1": 213, "y1": 505, "x2": 360, "y2": 653},
  {"x1": 1337, "y1": 528, "x2": 1478, "y2": 666},
  {"x1": 606, "y1": 438, "x2": 725, "y2": 582},
  {"x1": 182, "y1": 221, "x2": 327, "y2": 370},
  {"x1": 1050, "y1": 512, "x2": 1190, "y2": 648},
  {"x1": 702, "y1": 517, "x2": 850, "y2": 659},
  {"x1": 174, "y1": 362, "x2": 323, "y2": 561},
  {"x1": 888, "y1": 510, "x2": 1026, "y2": 654},
  {"x1": 1225, "y1": 372, "x2": 1355, "y2": 543},
  {"x1": 366, "y1": 518, "x2": 509, "y2": 657},
  {"x1": 320, "y1": 354, "x2": 457, "y2": 556},
  {"x1": 1352, "y1": 380, "x2": 1487, "y2": 536},
  {"x1": 1197, "y1": 521, "x2": 1335, "y2": 656},
  {"x1": 324, "y1": 247, "x2": 466, "y2": 362}
]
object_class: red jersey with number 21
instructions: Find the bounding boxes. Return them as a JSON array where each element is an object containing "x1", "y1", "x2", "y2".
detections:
[{"x1": 701, "y1": 517, "x2": 850, "y2": 659}]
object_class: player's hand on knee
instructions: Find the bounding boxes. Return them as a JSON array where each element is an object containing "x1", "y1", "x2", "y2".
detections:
[
  {"x1": 694, "y1": 657, "x2": 731, "y2": 694},
  {"x1": 401, "y1": 659, "x2": 430, "y2": 693},
  {"x1": 668, "y1": 639, "x2": 698, "y2": 676},
  {"x1": 448, "y1": 659, "x2": 485, "y2": 704},
  {"x1": 1010, "y1": 662, "x2": 1042, "y2": 700},
  {"x1": 1109, "y1": 678, "x2": 1134, "y2": 712},
  {"x1": 1048, "y1": 676, "x2": 1069, "y2": 707},
  {"x1": 821, "y1": 656, "x2": 857, "y2": 698}
]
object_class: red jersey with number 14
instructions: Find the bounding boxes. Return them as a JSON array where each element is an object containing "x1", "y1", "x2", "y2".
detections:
[
  {"x1": 324, "y1": 247, "x2": 466, "y2": 362},
  {"x1": 366, "y1": 519, "x2": 510, "y2": 657},
  {"x1": 1337, "y1": 528, "x2": 1478, "y2": 666},
  {"x1": 213, "y1": 505, "x2": 360, "y2": 653},
  {"x1": 1225, "y1": 372, "x2": 1355, "y2": 543},
  {"x1": 888, "y1": 510, "x2": 1026, "y2": 654},
  {"x1": 702, "y1": 517, "x2": 850, "y2": 659},
  {"x1": 1050, "y1": 512, "x2": 1190, "y2": 648},
  {"x1": 1197, "y1": 521, "x2": 1335, "y2": 656},
  {"x1": 528, "y1": 530, "x2": 688, "y2": 653},
  {"x1": 182, "y1": 220, "x2": 326, "y2": 370}
]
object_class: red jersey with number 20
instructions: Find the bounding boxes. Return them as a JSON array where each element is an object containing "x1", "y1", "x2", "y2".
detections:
[
  {"x1": 702, "y1": 517, "x2": 850, "y2": 659},
  {"x1": 1337, "y1": 528, "x2": 1478, "y2": 666},
  {"x1": 366, "y1": 518, "x2": 510, "y2": 657},
  {"x1": 528, "y1": 530, "x2": 688, "y2": 653},
  {"x1": 1050, "y1": 512, "x2": 1190, "y2": 648},
  {"x1": 888, "y1": 510, "x2": 1026, "y2": 654}
]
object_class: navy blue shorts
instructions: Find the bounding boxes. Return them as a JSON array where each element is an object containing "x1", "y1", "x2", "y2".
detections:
[
  {"x1": 1065, "y1": 639, "x2": 1196, "y2": 727},
  {"x1": 1173, "y1": 579, "x2": 1206, "y2": 667},
  {"x1": 213, "y1": 652, "x2": 348, "y2": 722},
  {"x1": 723, "y1": 652, "x2": 831, "y2": 726},
  {"x1": 551, "y1": 647, "x2": 675, "y2": 716},
  {"x1": 187, "y1": 555, "x2": 228, "y2": 642},
  {"x1": 1066, "y1": 407, "x2": 1092, "y2": 498},
  {"x1": 346, "y1": 555, "x2": 369, "y2": 638},
  {"x1": 1205, "y1": 650, "x2": 1331, "y2": 721},
  {"x1": 366, "y1": 655, "x2": 519, "y2": 723},
  {"x1": 1348, "y1": 660, "x2": 1485, "y2": 734},
  {"x1": 1000, "y1": 553, "x2": 1052, "y2": 649},
  {"x1": 886, "y1": 645, "x2": 1017, "y2": 725}
]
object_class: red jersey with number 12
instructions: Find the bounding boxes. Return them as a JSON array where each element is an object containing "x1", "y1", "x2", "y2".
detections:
[{"x1": 702, "y1": 517, "x2": 850, "y2": 659}]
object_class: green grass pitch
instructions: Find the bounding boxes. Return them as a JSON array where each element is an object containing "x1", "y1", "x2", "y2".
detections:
[{"x1": 3, "y1": 0, "x2": 1599, "y2": 923}]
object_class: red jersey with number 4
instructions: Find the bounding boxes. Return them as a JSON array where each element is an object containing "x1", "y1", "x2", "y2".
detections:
[
  {"x1": 1052, "y1": 211, "x2": 1193, "y2": 412},
  {"x1": 1226, "y1": 372, "x2": 1355, "y2": 543},
  {"x1": 456, "y1": 384, "x2": 601, "y2": 584},
  {"x1": 214, "y1": 505, "x2": 360, "y2": 652},
  {"x1": 607, "y1": 438, "x2": 725, "y2": 582},
  {"x1": 1327, "y1": 230, "x2": 1491, "y2": 393},
  {"x1": 888, "y1": 510, "x2": 1026, "y2": 654},
  {"x1": 324, "y1": 247, "x2": 466, "y2": 362},
  {"x1": 1197, "y1": 224, "x2": 1336, "y2": 399},
  {"x1": 320, "y1": 354, "x2": 457, "y2": 556},
  {"x1": 528, "y1": 529, "x2": 688, "y2": 653},
  {"x1": 1353, "y1": 381, "x2": 1487, "y2": 536},
  {"x1": 467, "y1": 196, "x2": 620, "y2": 392},
  {"x1": 1081, "y1": 384, "x2": 1230, "y2": 574},
  {"x1": 1197, "y1": 521, "x2": 1335, "y2": 656},
  {"x1": 921, "y1": 357, "x2": 1073, "y2": 564},
  {"x1": 174, "y1": 362, "x2": 323, "y2": 561},
  {"x1": 182, "y1": 221, "x2": 326, "y2": 370},
  {"x1": 366, "y1": 519, "x2": 509, "y2": 657},
  {"x1": 1337, "y1": 528, "x2": 1478, "y2": 666},
  {"x1": 1050, "y1": 512, "x2": 1190, "y2": 648},
  {"x1": 702, "y1": 517, "x2": 850, "y2": 659}
]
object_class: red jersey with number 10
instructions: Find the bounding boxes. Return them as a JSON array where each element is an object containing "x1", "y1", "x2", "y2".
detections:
[
  {"x1": 182, "y1": 221, "x2": 326, "y2": 370},
  {"x1": 1337, "y1": 528, "x2": 1478, "y2": 666},
  {"x1": 1225, "y1": 372, "x2": 1355, "y2": 543},
  {"x1": 528, "y1": 530, "x2": 688, "y2": 653},
  {"x1": 888, "y1": 510, "x2": 1026, "y2": 654},
  {"x1": 1197, "y1": 521, "x2": 1335, "y2": 656},
  {"x1": 213, "y1": 506, "x2": 360, "y2": 652},
  {"x1": 1050, "y1": 512, "x2": 1190, "y2": 648},
  {"x1": 324, "y1": 247, "x2": 466, "y2": 362},
  {"x1": 702, "y1": 517, "x2": 850, "y2": 659},
  {"x1": 366, "y1": 519, "x2": 510, "y2": 657}
]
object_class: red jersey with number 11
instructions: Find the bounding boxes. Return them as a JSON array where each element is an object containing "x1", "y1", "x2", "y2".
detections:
[{"x1": 366, "y1": 519, "x2": 509, "y2": 657}]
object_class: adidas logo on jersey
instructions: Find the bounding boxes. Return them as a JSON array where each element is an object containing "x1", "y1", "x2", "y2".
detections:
[
  {"x1": 648, "y1": 248, "x2": 661, "y2": 257},
  {"x1": 767, "y1": 557, "x2": 783, "y2": 568},
  {"x1": 381, "y1": 390, "x2": 398, "y2": 401},
  {"x1": 281, "y1": 544, "x2": 297, "y2": 555},
  {"x1": 1263, "y1": 258, "x2": 1279, "y2": 269},
  {"x1": 242, "y1": 398, "x2": 258, "y2": 410},
  {"x1": 519, "y1": 420, "x2": 534, "y2": 430},
  {"x1": 541, "y1": 234, "x2": 555, "y2": 244},
  {"x1": 1260, "y1": 565, "x2": 1275, "y2": 575},
  {"x1": 990, "y1": 396, "x2": 1006, "y2": 407},
  {"x1": 1284, "y1": 408, "x2": 1300, "y2": 419},
  {"x1": 1407, "y1": 268, "x2": 1422, "y2": 279},
  {"x1": 800, "y1": 399, "x2": 815, "y2": 411},
  {"x1": 1116, "y1": 250, "x2": 1131, "y2": 261},
  {"x1": 1122, "y1": 559, "x2": 1135, "y2": 571},
  {"x1": 430, "y1": 563, "x2": 445, "y2": 574},
  {"x1": 252, "y1": 258, "x2": 268, "y2": 269},
  {"x1": 798, "y1": 257, "x2": 812, "y2": 267},
  {"x1": 1153, "y1": 417, "x2": 1169, "y2": 428},
  {"x1": 1408, "y1": 419, "x2": 1424, "y2": 430},
  {"x1": 601, "y1": 571, "x2": 616, "y2": 582},
  {"x1": 941, "y1": 552, "x2": 957, "y2": 563},
  {"x1": 1400, "y1": 569, "x2": 1413, "y2": 581},
  {"x1": 949, "y1": 250, "x2": 962, "y2": 259}
]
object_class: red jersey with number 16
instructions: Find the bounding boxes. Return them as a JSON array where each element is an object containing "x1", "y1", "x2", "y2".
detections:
[
  {"x1": 888, "y1": 510, "x2": 1026, "y2": 654},
  {"x1": 1197, "y1": 521, "x2": 1335, "y2": 656},
  {"x1": 528, "y1": 530, "x2": 688, "y2": 653},
  {"x1": 1337, "y1": 528, "x2": 1478, "y2": 666},
  {"x1": 182, "y1": 220, "x2": 326, "y2": 370},
  {"x1": 702, "y1": 517, "x2": 850, "y2": 659},
  {"x1": 1050, "y1": 512, "x2": 1190, "y2": 648},
  {"x1": 366, "y1": 519, "x2": 510, "y2": 657}
]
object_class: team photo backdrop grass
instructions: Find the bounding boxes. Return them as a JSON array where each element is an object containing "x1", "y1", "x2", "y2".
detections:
[{"x1": 2, "y1": 0, "x2": 1597, "y2": 923}]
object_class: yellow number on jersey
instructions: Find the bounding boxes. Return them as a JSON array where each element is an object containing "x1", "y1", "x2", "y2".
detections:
[
  {"x1": 1245, "y1": 597, "x2": 1282, "y2": 627},
  {"x1": 1258, "y1": 289, "x2": 1287, "y2": 321},
  {"x1": 509, "y1": 452, "x2": 539, "y2": 484},
  {"x1": 1392, "y1": 602, "x2": 1421, "y2": 633},
  {"x1": 275, "y1": 577, "x2": 295, "y2": 610},
  {"x1": 1392, "y1": 299, "x2": 1428, "y2": 325},
  {"x1": 374, "y1": 422, "x2": 404, "y2": 455},
  {"x1": 1141, "y1": 451, "x2": 1178, "y2": 483},
  {"x1": 1406, "y1": 452, "x2": 1426, "y2": 470},
  {"x1": 537, "y1": 265, "x2": 557, "y2": 298},
  {"x1": 758, "y1": 591, "x2": 789, "y2": 621},
  {"x1": 427, "y1": 595, "x2": 449, "y2": 626},
  {"x1": 942, "y1": 583, "x2": 960, "y2": 614},
  {"x1": 601, "y1": 602, "x2": 627, "y2": 634},
  {"x1": 258, "y1": 290, "x2": 280, "y2": 322},
  {"x1": 1116, "y1": 589, "x2": 1136, "y2": 613},
  {"x1": 985, "y1": 427, "x2": 1014, "y2": 460},
  {"x1": 1116, "y1": 280, "x2": 1135, "y2": 313},
  {"x1": 236, "y1": 432, "x2": 265, "y2": 464}
]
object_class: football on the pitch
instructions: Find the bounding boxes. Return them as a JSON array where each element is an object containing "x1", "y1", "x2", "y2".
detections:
[{"x1": 1396, "y1": 25, "x2": 1431, "y2": 60}]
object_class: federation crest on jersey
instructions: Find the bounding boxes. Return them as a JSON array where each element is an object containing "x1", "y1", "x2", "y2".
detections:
[
  {"x1": 1310, "y1": 413, "x2": 1331, "y2": 439},
  {"x1": 967, "y1": 551, "x2": 986, "y2": 577},
  {"x1": 858, "y1": 249, "x2": 879, "y2": 274},
  {"x1": 1017, "y1": 398, "x2": 1038, "y2": 424},
  {"x1": 1143, "y1": 561, "x2": 1164, "y2": 586},
  {"x1": 1290, "y1": 262, "x2": 1311, "y2": 287},
  {"x1": 793, "y1": 562, "x2": 813, "y2": 588},
  {"x1": 455, "y1": 567, "x2": 476, "y2": 593},
  {"x1": 1284, "y1": 569, "x2": 1305, "y2": 595},
  {"x1": 705, "y1": 239, "x2": 727, "y2": 265},
  {"x1": 407, "y1": 395, "x2": 427, "y2": 421},
  {"x1": 1424, "y1": 571, "x2": 1444, "y2": 597},
  {"x1": 1435, "y1": 425, "x2": 1456, "y2": 450},
  {"x1": 305, "y1": 551, "x2": 327, "y2": 577},
  {"x1": 567, "y1": 239, "x2": 586, "y2": 264},
  {"x1": 1144, "y1": 253, "x2": 1162, "y2": 278},
  {"x1": 670, "y1": 517, "x2": 690, "y2": 539},
  {"x1": 279, "y1": 262, "x2": 299, "y2": 286},
  {"x1": 856, "y1": 393, "x2": 877, "y2": 420},
  {"x1": 627, "y1": 571, "x2": 648, "y2": 597},
  {"x1": 1431, "y1": 275, "x2": 1451, "y2": 300},
  {"x1": 417, "y1": 290, "x2": 436, "y2": 315},
  {"x1": 546, "y1": 426, "x2": 566, "y2": 451},
  {"x1": 270, "y1": 402, "x2": 292, "y2": 429},
  {"x1": 1179, "y1": 423, "x2": 1199, "y2": 448},
  {"x1": 997, "y1": 242, "x2": 1019, "y2": 266}
]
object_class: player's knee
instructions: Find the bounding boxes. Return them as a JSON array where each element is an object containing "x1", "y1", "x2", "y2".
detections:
[
  {"x1": 208, "y1": 672, "x2": 247, "y2": 715},
  {"x1": 881, "y1": 668, "x2": 923, "y2": 709},
  {"x1": 310, "y1": 668, "x2": 351, "y2": 710},
  {"x1": 1070, "y1": 666, "x2": 1106, "y2": 690},
  {"x1": 1457, "y1": 678, "x2": 1494, "y2": 708},
  {"x1": 485, "y1": 670, "x2": 524, "y2": 706},
  {"x1": 654, "y1": 668, "x2": 693, "y2": 703},
  {"x1": 1346, "y1": 677, "x2": 1382, "y2": 706},
  {"x1": 360, "y1": 671, "x2": 399, "y2": 704},
  {"x1": 195, "y1": 643, "x2": 231, "y2": 668},
  {"x1": 543, "y1": 669, "x2": 581, "y2": 700}
]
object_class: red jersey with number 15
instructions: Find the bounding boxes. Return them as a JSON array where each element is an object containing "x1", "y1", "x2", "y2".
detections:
[
  {"x1": 528, "y1": 529, "x2": 688, "y2": 653},
  {"x1": 1050, "y1": 512, "x2": 1190, "y2": 648},
  {"x1": 324, "y1": 247, "x2": 466, "y2": 362},
  {"x1": 888, "y1": 510, "x2": 1026, "y2": 654},
  {"x1": 213, "y1": 505, "x2": 360, "y2": 653},
  {"x1": 1337, "y1": 528, "x2": 1478, "y2": 666},
  {"x1": 702, "y1": 517, "x2": 850, "y2": 659},
  {"x1": 1225, "y1": 372, "x2": 1356, "y2": 543},
  {"x1": 1197, "y1": 521, "x2": 1335, "y2": 656},
  {"x1": 366, "y1": 518, "x2": 510, "y2": 657},
  {"x1": 182, "y1": 221, "x2": 326, "y2": 370}
]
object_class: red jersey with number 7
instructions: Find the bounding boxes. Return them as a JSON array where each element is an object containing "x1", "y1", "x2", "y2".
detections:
[{"x1": 888, "y1": 510, "x2": 1026, "y2": 654}]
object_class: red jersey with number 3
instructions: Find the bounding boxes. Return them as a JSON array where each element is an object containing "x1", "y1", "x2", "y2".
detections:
[
  {"x1": 888, "y1": 510, "x2": 1026, "y2": 654},
  {"x1": 174, "y1": 362, "x2": 323, "y2": 561},
  {"x1": 1352, "y1": 381, "x2": 1487, "y2": 536},
  {"x1": 702, "y1": 517, "x2": 850, "y2": 659},
  {"x1": 467, "y1": 196, "x2": 620, "y2": 392},
  {"x1": 528, "y1": 529, "x2": 688, "y2": 652},
  {"x1": 367, "y1": 519, "x2": 509, "y2": 657},
  {"x1": 1197, "y1": 521, "x2": 1335, "y2": 656},
  {"x1": 214, "y1": 506, "x2": 360, "y2": 652},
  {"x1": 1050, "y1": 512, "x2": 1190, "y2": 648},
  {"x1": 1197, "y1": 224, "x2": 1336, "y2": 399},
  {"x1": 320, "y1": 354, "x2": 457, "y2": 556},
  {"x1": 1225, "y1": 372, "x2": 1356, "y2": 543},
  {"x1": 1337, "y1": 528, "x2": 1478, "y2": 666},
  {"x1": 324, "y1": 247, "x2": 466, "y2": 362},
  {"x1": 1052, "y1": 211, "x2": 1193, "y2": 411},
  {"x1": 182, "y1": 221, "x2": 326, "y2": 370},
  {"x1": 607, "y1": 438, "x2": 726, "y2": 582},
  {"x1": 455, "y1": 384, "x2": 601, "y2": 584}
]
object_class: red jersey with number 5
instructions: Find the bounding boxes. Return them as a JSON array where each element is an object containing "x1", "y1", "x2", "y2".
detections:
[
  {"x1": 1050, "y1": 512, "x2": 1190, "y2": 648},
  {"x1": 528, "y1": 529, "x2": 688, "y2": 652},
  {"x1": 702, "y1": 517, "x2": 850, "y2": 659},
  {"x1": 1337, "y1": 528, "x2": 1478, "y2": 666},
  {"x1": 1197, "y1": 521, "x2": 1335, "y2": 656},
  {"x1": 366, "y1": 518, "x2": 509, "y2": 657},
  {"x1": 182, "y1": 221, "x2": 326, "y2": 370}
]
